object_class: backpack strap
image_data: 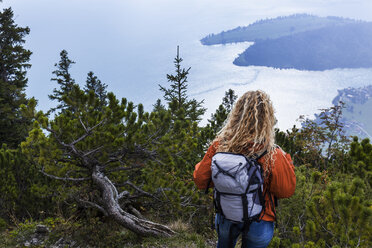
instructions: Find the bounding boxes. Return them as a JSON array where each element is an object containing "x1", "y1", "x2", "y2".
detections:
[
  {"x1": 263, "y1": 171, "x2": 278, "y2": 222},
  {"x1": 269, "y1": 192, "x2": 277, "y2": 221},
  {"x1": 204, "y1": 177, "x2": 212, "y2": 194},
  {"x1": 254, "y1": 149, "x2": 267, "y2": 160},
  {"x1": 241, "y1": 166, "x2": 260, "y2": 247},
  {"x1": 241, "y1": 192, "x2": 252, "y2": 248},
  {"x1": 213, "y1": 160, "x2": 237, "y2": 180},
  {"x1": 215, "y1": 189, "x2": 225, "y2": 217}
]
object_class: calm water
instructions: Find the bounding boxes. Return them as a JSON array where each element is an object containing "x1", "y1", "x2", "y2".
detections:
[{"x1": 4, "y1": 0, "x2": 372, "y2": 130}]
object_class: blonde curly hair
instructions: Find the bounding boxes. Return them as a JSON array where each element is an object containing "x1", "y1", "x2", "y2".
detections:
[{"x1": 214, "y1": 90, "x2": 276, "y2": 177}]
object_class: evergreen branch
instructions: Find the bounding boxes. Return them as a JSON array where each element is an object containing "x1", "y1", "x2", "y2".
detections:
[
  {"x1": 159, "y1": 187, "x2": 171, "y2": 203},
  {"x1": 116, "y1": 181, "x2": 159, "y2": 200},
  {"x1": 45, "y1": 123, "x2": 103, "y2": 168},
  {"x1": 44, "y1": 126, "x2": 84, "y2": 160},
  {"x1": 53, "y1": 157, "x2": 75, "y2": 164},
  {"x1": 319, "y1": 222, "x2": 336, "y2": 238},
  {"x1": 106, "y1": 164, "x2": 143, "y2": 173},
  {"x1": 104, "y1": 155, "x2": 125, "y2": 166},
  {"x1": 83, "y1": 146, "x2": 104, "y2": 157},
  {"x1": 356, "y1": 236, "x2": 361, "y2": 248},
  {"x1": 40, "y1": 166, "x2": 90, "y2": 182},
  {"x1": 71, "y1": 118, "x2": 105, "y2": 146},
  {"x1": 44, "y1": 126, "x2": 66, "y2": 146},
  {"x1": 133, "y1": 145, "x2": 157, "y2": 158},
  {"x1": 79, "y1": 117, "x2": 88, "y2": 133}
]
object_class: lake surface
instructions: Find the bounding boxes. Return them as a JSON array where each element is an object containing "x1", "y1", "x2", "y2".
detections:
[
  {"x1": 185, "y1": 41, "x2": 372, "y2": 129},
  {"x1": 4, "y1": 0, "x2": 372, "y2": 130}
]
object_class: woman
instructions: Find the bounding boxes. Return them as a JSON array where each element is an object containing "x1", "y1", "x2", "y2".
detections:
[{"x1": 193, "y1": 90, "x2": 296, "y2": 248}]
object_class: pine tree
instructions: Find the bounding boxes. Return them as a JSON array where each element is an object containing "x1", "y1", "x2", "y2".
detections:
[
  {"x1": 270, "y1": 108, "x2": 371, "y2": 248},
  {"x1": 200, "y1": 89, "x2": 238, "y2": 148},
  {"x1": 24, "y1": 82, "x2": 177, "y2": 236},
  {"x1": 159, "y1": 46, "x2": 206, "y2": 122},
  {"x1": 0, "y1": 142, "x2": 54, "y2": 223},
  {"x1": 0, "y1": 7, "x2": 32, "y2": 147},
  {"x1": 152, "y1": 98, "x2": 165, "y2": 112},
  {"x1": 48, "y1": 50, "x2": 77, "y2": 112},
  {"x1": 84, "y1": 71, "x2": 108, "y2": 107},
  {"x1": 209, "y1": 89, "x2": 237, "y2": 130},
  {"x1": 222, "y1": 88, "x2": 237, "y2": 113}
]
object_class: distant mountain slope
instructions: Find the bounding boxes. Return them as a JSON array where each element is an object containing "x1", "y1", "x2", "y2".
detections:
[
  {"x1": 233, "y1": 22, "x2": 372, "y2": 71},
  {"x1": 201, "y1": 14, "x2": 358, "y2": 45},
  {"x1": 333, "y1": 85, "x2": 372, "y2": 106},
  {"x1": 334, "y1": 85, "x2": 372, "y2": 139},
  {"x1": 311, "y1": 85, "x2": 372, "y2": 139},
  {"x1": 332, "y1": 85, "x2": 372, "y2": 139}
]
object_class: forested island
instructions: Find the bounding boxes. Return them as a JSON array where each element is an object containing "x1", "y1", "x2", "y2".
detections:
[
  {"x1": 201, "y1": 14, "x2": 358, "y2": 45},
  {"x1": 1, "y1": 8, "x2": 372, "y2": 248},
  {"x1": 202, "y1": 14, "x2": 372, "y2": 71}
]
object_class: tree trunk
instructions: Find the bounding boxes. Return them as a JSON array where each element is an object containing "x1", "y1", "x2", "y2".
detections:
[{"x1": 91, "y1": 167, "x2": 175, "y2": 237}]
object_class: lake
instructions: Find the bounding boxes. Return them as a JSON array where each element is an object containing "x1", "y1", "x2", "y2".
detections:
[{"x1": 4, "y1": 0, "x2": 372, "y2": 130}]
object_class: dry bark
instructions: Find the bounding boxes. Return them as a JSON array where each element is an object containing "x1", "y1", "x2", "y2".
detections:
[
  {"x1": 92, "y1": 166, "x2": 175, "y2": 237},
  {"x1": 42, "y1": 120, "x2": 175, "y2": 237}
]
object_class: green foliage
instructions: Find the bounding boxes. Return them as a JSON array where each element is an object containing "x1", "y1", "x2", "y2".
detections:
[
  {"x1": 274, "y1": 163, "x2": 371, "y2": 247},
  {"x1": 139, "y1": 231, "x2": 211, "y2": 248},
  {"x1": 0, "y1": 145, "x2": 55, "y2": 223},
  {"x1": 200, "y1": 89, "x2": 237, "y2": 149},
  {"x1": 1, "y1": 217, "x2": 214, "y2": 248},
  {"x1": 273, "y1": 104, "x2": 371, "y2": 247},
  {"x1": 275, "y1": 157, "x2": 370, "y2": 247},
  {"x1": 8, "y1": 219, "x2": 37, "y2": 240},
  {"x1": 0, "y1": 218, "x2": 7, "y2": 232},
  {"x1": 44, "y1": 217, "x2": 133, "y2": 247},
  {"x1": 0, "y1": 7, "x2": 33, "y2": 147},
  {"x1": 2, "y1": 12, "x2": 371, "y2": 246},
  {"x1": 275, "y1": 104, "x2": 349, "y2": 171},
  {"x1": 20, "y1": 50, "x2": 209, "y2": 235},
  {"x1": 84, "y1": 71, "x2": 108, "y2": 108},
  {"x1": 349, "y1": 137, "x2": 372, "y2": 179},
  {"x1": 208, "y1": 89, "x2": 237, "y2": 133},
  {"x1": 159, "y1": 46, "x2": 206, "y2": 122},
  {"x1": 48, "y1": 49, "x2": 77, "y2": 113}
]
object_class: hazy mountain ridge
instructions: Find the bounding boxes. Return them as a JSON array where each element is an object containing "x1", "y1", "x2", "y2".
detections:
[
  {"x1": 332, "y1": 85, "x2": 372, "y2": 105},
  {"x1": 201, "y1": 14, "x2": 372, "y2": 71},
  {"x1": 200, "y1": 14, "x2": 359, "y2": 45},
  {"x1": 233, "y1": 22, "x2": 372, "y2": 70}
]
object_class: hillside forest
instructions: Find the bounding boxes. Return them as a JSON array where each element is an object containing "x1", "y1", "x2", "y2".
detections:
[
  {"x1": 201, "y1": 14, "x2": 372, "y2": 71},
  {"x1": 0, "y1": 7, "x2": 371, "y2": 248}
]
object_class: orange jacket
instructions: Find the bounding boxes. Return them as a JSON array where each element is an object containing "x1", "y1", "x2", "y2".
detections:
[{"x1": 193, "y1": 142, "x2": 296, "y2": 222}]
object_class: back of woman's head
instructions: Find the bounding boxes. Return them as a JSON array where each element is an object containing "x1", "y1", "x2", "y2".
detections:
[{"x1": 215, "y1": 90, "x2": 276, "y2": 158}]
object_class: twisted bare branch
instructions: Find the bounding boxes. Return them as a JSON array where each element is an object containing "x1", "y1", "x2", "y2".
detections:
[
  {"x1": 41, "y1": 166, "x2": 90, "y2": 182},
  {"x1": 118, "y1": 181, "x2": 159, "y2": 200},
  {"x1": 71, "y1": 119, "x2": 105, "y2": 145},
  {"x1": 76, "y1": 199, "x2": 108, "y2": 216},
  {"x1": 83, "y1": 146, "x2": 104, "y2": 157},
  {"x1": 106, "y1": 164, "x2": 143, "y2": 173}
]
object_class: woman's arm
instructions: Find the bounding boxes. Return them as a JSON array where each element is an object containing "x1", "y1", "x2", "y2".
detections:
[
  {"x1": 193, "y1": 143, "x2": 218, "y2": 189},
  {"x1": 268, "y1": 148, "x2": 296, "y2": 198}
]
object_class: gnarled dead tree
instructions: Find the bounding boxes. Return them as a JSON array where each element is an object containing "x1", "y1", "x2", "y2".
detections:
[
  {"x1": 23, "y1": 91, "x2": 176, "y2": 237},
  {"x1": 38, "y1": 117, "x2": 175, "y2": 237}
]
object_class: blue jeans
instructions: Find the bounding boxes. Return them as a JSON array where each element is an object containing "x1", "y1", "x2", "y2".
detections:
[{"x1": 215, "y1": 213, "x2": 274, "y2": 248}]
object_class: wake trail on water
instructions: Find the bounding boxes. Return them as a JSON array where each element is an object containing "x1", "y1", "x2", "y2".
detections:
[{"x1": 190, "y1": 69, "x2": 260, "y2": 97}]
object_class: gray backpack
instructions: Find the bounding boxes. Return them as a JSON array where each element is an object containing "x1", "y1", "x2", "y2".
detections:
[{"x1": 210, "y1": 151, "x2": 267, "y2": 224}]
